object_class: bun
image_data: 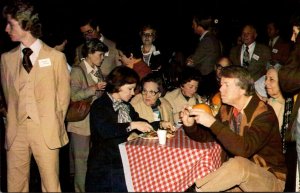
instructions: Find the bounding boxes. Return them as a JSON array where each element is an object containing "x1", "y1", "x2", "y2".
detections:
[{"x1": 192, "y1": 103, "x2": 213, "y2": 115}]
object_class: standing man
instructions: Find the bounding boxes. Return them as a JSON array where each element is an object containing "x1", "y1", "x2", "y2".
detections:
[
  {"x1": 230, "y1": 24, "x2": 271, "y2": 81},
  {"x1": 1, "y1": 0, "x2": 70, "y2": 192},
  {"x1": 181, "y1": 65, "x2": 286, "y2": 191},
  {"x1": 266, "y1": 20, "x2": 291, "y2": 66},
  {"x1": 278, "y1": 16, "x2": 300, "y2": 192},
  {"x1": 74, "y1": 16, "x2": 120, "y2": 78},
  {"x1": 186, "y1": 15, "x2": 222, "y2": 97}
]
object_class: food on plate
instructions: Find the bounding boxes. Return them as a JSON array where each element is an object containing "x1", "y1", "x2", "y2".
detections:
[{"x1": 140, "y1": 128, "x2": 176, "y2": 139}]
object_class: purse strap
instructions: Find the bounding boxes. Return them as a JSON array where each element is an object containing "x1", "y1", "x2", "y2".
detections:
[{"x1": 74, "y1": 65, "x2": 93, "y2": 103}]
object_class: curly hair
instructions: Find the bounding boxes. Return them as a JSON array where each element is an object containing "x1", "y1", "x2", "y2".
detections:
[{"x1": 2, "y1": 0, "x2": 42, "y2": 38}]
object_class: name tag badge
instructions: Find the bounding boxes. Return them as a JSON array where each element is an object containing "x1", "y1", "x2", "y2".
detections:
[
  {"x1": 153, "y1": 50, "x2": 160, "y2": 56},
  {"x1": 38, "y1": 58, "x2": 52, "y2": 67},
  {"x1": 252, "y1": 54, "x2": 259, "y2": 61},
  {"x1": 105, "y1": 51, "x2": 109, "y2": 57},
  {"x1": 272, "y1": 48, "x2": 278, "y2": 53}
]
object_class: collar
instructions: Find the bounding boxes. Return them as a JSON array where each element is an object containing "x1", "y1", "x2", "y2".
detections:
[
  {"x1": 199, "y1": 30, "x2": 209, "y2": 41},
  {"x1": 243, "y1": 42, "x2": 256, "y2": 53},
  {"x1": 271, "y1": 36, "x2": 280, "y2": 45},
  {"x1": 20, "y1": 39, "x2": 42, "y2": 64},
  {"x1": 83, "y1": 60, "x2": 96, "y2": 74},
  {"x1": 99, "y1": 34, "x2": 104, "y2": 42},
  {"x1": 141, "y1": 44, "x2": 156, "y2": 55}
]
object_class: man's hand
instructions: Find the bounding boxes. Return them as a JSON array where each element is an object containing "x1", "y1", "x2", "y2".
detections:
[{"x1": 189, "y1": 109, "x2": 216, "y2": 128}]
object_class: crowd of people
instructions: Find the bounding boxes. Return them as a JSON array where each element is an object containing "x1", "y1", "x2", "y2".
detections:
[{"x1": 1, "y1": 0, "x2": 300, "y2": 192}]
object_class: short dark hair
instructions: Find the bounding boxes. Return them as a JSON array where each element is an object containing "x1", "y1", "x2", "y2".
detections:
[
  {"x1": 2, "y1": 0, "x2": 42, "y2": 38},
  {"x1": 81, "y1": 38, "x2": 108, "y2": 58},
  {"x1": 141, "y1": 72, "x2": 164, "y2": 93},
  {"x1": 116, "y1": 40, "x2": 142, "y2": 59},
  {"x1": 179, "y1": 66, "x2": 201, "y2": 86},
  {"x1": 221, "y1": 66, "x2": 254, "y2": 96},
  {"x1": 193, "y1": 15, "x2": 214, "y2": 30},
  {"x1": 106, "y1": 66, "x2": 140, "y2": 93},
  {"x1": 78, "y1": 16, "x2": 99, "y2": 29}
]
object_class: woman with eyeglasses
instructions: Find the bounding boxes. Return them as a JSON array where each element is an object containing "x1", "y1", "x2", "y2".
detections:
[
  {"x1": 130, "y1": 73, "x2": 175, "y2": 131},
  {"x1": 139, "y1": 24, "x2": 163, "y2": 72}
]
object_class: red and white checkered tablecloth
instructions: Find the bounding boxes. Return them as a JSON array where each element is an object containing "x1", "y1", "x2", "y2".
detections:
[{"x1": 119, "y1": 128, "x2": 222, "y2": 192}]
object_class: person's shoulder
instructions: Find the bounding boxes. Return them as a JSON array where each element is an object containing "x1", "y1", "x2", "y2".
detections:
[
  {"x1": 1, "y1": 46, "x2": 19, "y2": 57},
  {"x1": 164, "y1": 88, "x2": 180, "y2": 98},
  {"x1": 102, "y1": 36, "x2": 116, "y2": 48},
  {"x1": 130, "y1": 93, "x2": 143, "y2": 105},
  {"x1": 159, "y1": 97, "x2": 172, "y2": 107}
]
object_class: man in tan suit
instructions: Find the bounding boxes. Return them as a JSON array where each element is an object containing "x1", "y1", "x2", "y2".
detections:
[{"x1": 1, "y1": 0, "x2": 70, "y2": 192}]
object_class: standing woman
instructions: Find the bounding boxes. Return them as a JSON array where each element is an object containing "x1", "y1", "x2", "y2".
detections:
[
  {"x1": 85, "y1": 66, "x2": 153, "y2": 192},
  {"x1": 67, "y1": 38, "x2": 108, "y2": 192}
]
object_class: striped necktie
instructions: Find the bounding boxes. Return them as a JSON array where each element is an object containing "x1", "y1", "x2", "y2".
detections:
[{"x1": 243, "y1": 46, "x2": 250, "y2": 68}]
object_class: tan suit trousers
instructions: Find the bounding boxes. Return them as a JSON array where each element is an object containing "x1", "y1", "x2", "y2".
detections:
[
  {"x1": 7, "y1": 119, "x2": 61, "y2": 192},
  {"x1": 195, "y1": 156, "x2": 285, "y2": 192}
]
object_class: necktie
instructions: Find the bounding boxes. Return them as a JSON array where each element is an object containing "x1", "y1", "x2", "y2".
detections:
[
  {"x1": 232, "y1": 108, "x2": 242, "y2": 134},
  {"x1": 94, "y1": 67, "x2": 104, "y2": 82},
  {"x1": 22, "y1": 48, "x2": 33, "y2": 73},
  {"x1": 243, "y1": 46, "x2": 250, "y2": 68},
  {"x1": 269, "y1": 39, "x2": 273, "y2": 47}
]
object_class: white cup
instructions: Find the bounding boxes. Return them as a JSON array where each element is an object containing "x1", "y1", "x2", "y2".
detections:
[{"x1": 157, "y1": 129, "x2": 167, "y2": 145}]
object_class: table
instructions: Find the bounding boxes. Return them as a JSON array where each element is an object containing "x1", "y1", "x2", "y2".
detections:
[{"x1": 119, "y1": 128, "x2": 222, "y2": 192}]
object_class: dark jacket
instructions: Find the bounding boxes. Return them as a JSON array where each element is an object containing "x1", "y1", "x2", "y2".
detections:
[
  {"x1": 279, "y1": 36, "x2": 300, "y2": 142},
  {"x1": 230, "y1": 43, "x2": 271, "y2": 81},
  {"x1": 86, "y1": 92, "x2": 145, "y2": 192}
]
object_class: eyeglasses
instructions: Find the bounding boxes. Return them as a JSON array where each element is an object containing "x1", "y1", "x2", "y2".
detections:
[
  {"x1": 216, "y1": 64, "x2": 224, "y2": 70},
  {"x1": 82, "y1": 29, "x2": 95, "y2": 36},
  {"x1": 142, "y1": 33, "x2": 154, "y2": 38},
  {"x1": 141, "y1": 90, "x2": 159, "y2": 96}
]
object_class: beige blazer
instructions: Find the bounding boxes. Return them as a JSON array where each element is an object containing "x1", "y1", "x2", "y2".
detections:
[
  {"x1": 0, "y1": 42, "x2": 70, "y2": 150},
  {"x1": 67, "y1": 61, "x2": 99, "y2": 136},
  {"x1": 130, "y1": 93, "x2": 174, "y2": 126},
  {"x1": 164, "y1": 88, "x2": 203, "y2": 124}
]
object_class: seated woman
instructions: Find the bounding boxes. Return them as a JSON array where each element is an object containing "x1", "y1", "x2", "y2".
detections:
[
  {"x1": 85, "y1": 66, "x2": 153, "y2": 192},
  {"x1": 130, "y1": 73, "x2": 175, "y2": 131},
  {"x1": 265, "y1": 64, "x2": 293, "y2": 154},
  {"x1": 164, "y1": 66, "x2": 204, "y2": 125}
]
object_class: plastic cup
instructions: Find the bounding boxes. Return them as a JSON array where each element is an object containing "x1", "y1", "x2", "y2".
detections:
[{"x1": 157, "y1": 129, "x2": 167, "y2": 145}]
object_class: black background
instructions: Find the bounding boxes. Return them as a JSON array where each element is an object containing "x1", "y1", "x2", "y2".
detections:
[{"x1": 1, "y1": 0, "x2": 300, "y2": 62}]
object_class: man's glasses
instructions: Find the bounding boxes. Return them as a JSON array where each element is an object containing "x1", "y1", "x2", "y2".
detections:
[
  {"x1": 216, "y1": 64, "x2": 224, "y2": 70},
  {"x1": 142, "y1": 90, "x2": 159, "y2": 96},
  {"x1": 142, "y1": 33, "x2": 154, "y2": 38},
  {"x1": 82, "y1": 29, "x2": 95, "y2": 36}
]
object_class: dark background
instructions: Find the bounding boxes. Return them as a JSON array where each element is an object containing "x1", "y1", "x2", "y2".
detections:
[
  {"x1": 1, "y1": 0, "x2": 300, "y2": 192},
  {"x1": 1, "y1": 0, "x2": 300, "y2": 63}
]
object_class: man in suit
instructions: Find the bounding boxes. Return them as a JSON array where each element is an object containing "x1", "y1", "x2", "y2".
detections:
[
  {"x1": 266, "y1": 20, "x2": 291, "y2": 66},
  {"x1": 186, "y1": 15, "x2": 222, "y2": 97},
  {"x1": 74, "y1": 17, "x2": 120, "y2": 78},
  {"x1": 230, "y1": 24, "x2": 271, "y2": 81},
  {"x1": 1, "y1": 0, "x2": 70, "y2": 191}
]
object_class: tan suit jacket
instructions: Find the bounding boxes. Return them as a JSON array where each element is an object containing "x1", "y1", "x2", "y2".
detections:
[{"x1": 0, "y1": 42, "x2": 70, "y2": 150}]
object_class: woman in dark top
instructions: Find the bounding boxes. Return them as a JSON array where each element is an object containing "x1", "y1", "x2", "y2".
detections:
[{"x1": 85, "y1": 66, "x2": 153, "y2": 192}]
